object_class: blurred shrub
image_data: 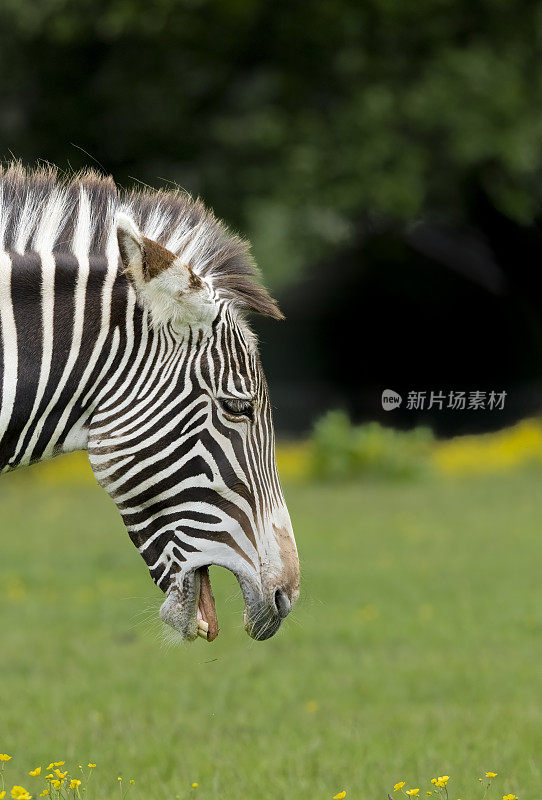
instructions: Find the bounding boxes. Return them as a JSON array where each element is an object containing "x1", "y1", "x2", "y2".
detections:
[{"x1": 308, "y1": 410, "x2": 434, "y2": 481}]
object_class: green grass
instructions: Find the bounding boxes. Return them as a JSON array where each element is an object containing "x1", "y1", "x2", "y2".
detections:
[{"x1": 1, "y1": 463, "x2": 542, "y2": 799}]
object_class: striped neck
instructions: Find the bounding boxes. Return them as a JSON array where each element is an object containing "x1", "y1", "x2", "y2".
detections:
[{"x1": 0, "y1": 248, "x2": 134, "y2": 471}]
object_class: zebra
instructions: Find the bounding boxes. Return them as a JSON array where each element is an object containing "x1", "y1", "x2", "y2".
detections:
[{"x1": 0, "y1": 164, "x2": 299, "y2": 643}]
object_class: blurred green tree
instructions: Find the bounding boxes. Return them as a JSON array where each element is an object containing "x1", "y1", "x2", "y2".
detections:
[{"x1": 0, "y1": 0, "x2": 539, "y2": 286}]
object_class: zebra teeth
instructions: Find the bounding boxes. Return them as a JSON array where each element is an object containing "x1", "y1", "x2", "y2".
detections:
[{"x1": 197, "y1": 621, "x2": 209, "y2": 640}]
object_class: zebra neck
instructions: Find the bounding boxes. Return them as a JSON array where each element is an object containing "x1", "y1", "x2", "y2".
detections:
[{"x1": 0, "y1": 249, "x2": 133, "y2": 472}]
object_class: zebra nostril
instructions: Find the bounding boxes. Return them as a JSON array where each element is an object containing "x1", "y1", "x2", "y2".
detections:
[{"x1": 273, "y1": 588, "x2": 291, "y2": 619}]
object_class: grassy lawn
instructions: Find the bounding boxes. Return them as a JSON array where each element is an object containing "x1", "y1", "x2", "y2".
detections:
[{"x1": 1, "y1": 459, "x2": 541, "y2": 799}]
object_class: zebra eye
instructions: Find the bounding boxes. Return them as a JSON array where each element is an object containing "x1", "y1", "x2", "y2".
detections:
[{"x1": 219, "y1": 397, "x2": 253, "y2": 419}]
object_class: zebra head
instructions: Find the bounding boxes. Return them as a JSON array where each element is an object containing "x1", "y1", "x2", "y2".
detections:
[{"x1": 88, "y1": 213, "x2": 299, "y2": 643}]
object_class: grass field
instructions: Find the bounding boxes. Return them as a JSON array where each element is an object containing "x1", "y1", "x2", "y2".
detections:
[{"x1": 1, "y1": 458, "x2": 541, "y2": 799}]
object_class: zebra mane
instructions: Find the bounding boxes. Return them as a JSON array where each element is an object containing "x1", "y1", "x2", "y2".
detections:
[{"x1": 0, "y1": 162, "x2": 282, "y2": 319}]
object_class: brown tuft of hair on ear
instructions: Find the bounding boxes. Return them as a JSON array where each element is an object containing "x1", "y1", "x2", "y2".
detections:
[
  {"x1": 141, "y1": 236, "x2": 177, "y2": 282},
  {"x1": 215, "y1": 273, "x2": 284, "y2": 319},
  {"x1": 248, "y1": 292, "x2": 284, "y2": 320}
]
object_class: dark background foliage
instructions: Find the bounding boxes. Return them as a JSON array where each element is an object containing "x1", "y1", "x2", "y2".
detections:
[{"x1": 1, "y1": 0, "x2": 541, "y2": 434}]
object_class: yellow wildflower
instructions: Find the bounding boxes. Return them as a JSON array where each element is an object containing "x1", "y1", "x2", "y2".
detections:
[
  {"x1": 430, "y1": 776, "x2": 450, "y2": 788},
  {"x1": 39, "y1": 792, "x2": 49, "y2": 798},
  {"x1": 503, "y1": 795, "x2": 517, "y2": 800},
  {"x1": 117, "y1": 778, "x2": 122, "y2": 782},
  {"x1": 486, "y1": 773, "x2": 497, "y2": 778},
  {"x1": 69, "y1": 780, "x2": 81, "y2": 790},
  {"x1": 54, "y1": 771, "x2": 67, "y2": 780},
  {"x1": 28, "y1": 769, "x2": 41, "y2": 778},
  {"x1": 406, "y1": 791, "x2": 420, "y2": 797},
  {"x1": 333, "y1": 793, "x2": 347, "y2": 800},
  {"x1": 10, "y1": 787, "x2": 32, "y2": 800},
  {"x1": 192, "y1": 783, "x2": 198, "y2": 789},
  {"x1": 87, "y1": 764, "x2": 96, "y2": 769},
  {"x1": 0, "y1": 792, "x2": 6, "y2": 799},
  {"x1": 0, "y1": 756, "x2": 12, "y2": 763},
  {"x1": 50, "y1": 782, "x2": 60, "y2": 791},
  {"x1": 394, "y1": 783, "x2": 406, "y2": 791},
  {"x1": 129, "y1": 780, "x2": 135, "y2": 785}
]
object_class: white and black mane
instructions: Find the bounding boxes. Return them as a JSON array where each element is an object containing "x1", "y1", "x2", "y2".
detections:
[{"x1": 0, "y1": 163, "x2": 281, "y2": 319}]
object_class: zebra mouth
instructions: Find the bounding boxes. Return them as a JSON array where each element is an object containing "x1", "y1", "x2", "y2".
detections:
[
  {"x1": 159, "y1": 563, "x2": 221, "y2": 643},
  {"x1": 195, "y1": 566, "x2": 219, "y2": 642},
  {"x1": 159, "y1": 561, "x2": 280, "y2": 643}
]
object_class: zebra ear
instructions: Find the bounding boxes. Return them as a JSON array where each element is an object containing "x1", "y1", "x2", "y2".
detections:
[
  {"x1": 116, "y1": 213, "x2": 214, "y2": 327},
  {"x1": 117, "y1": 213, "x2": 177, "y2": 285}
]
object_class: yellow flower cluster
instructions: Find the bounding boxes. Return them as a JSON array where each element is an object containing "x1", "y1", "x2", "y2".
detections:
[
  {"x1": 431, "y1": 776, "x2": 450, "y2": 788},
  {"x1": 0, "y1": 752, "x2": 521, "y2": 800},
  {"x1": 0, "y1": 755, "x2": 137, "y2": 800},
  {"x1": 434, "y1": 418, "x2": 542, "y2": 476},
  {"x1": 10, "y1": 787, "x2": 31, "y2": 800},
  {"x1": 392, "y1": 769, "x2": 518, "y2": 800}
]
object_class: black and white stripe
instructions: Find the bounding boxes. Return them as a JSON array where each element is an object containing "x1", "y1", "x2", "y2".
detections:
[{"x1": 0, "y1": 165, "x2": 299, "y2": 641}]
